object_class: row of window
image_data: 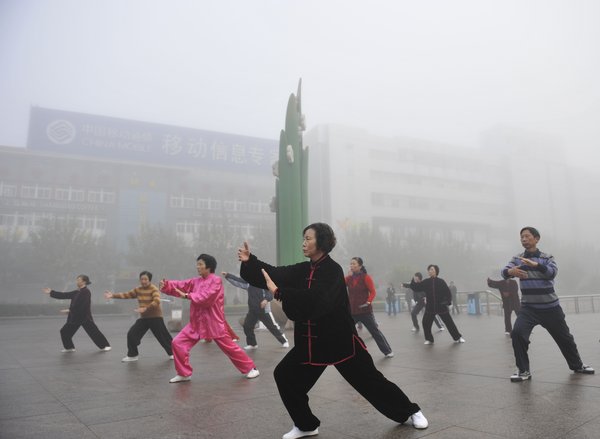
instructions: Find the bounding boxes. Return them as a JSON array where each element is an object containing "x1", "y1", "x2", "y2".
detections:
[
  {"x1": 0, "y1": 213, "x2": 107, "y2": 231},
  {"x1": 175, "y1": 221, "x2": 255, "y2": 237},
  {"x1": 169, "y1": 195, "x2": 269, "y2": 213},
  {"x1": 0, "y1": 182, "x2": 116, "y2": 204}
]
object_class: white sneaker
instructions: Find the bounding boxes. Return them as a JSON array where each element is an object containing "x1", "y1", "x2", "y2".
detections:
[
  {"x1": 411, "y1": 327, "x2": 418, "y2": 332},
  {"x1": 169, "y1": 374, "x2": 191, "y2": 383},
  {"x1": 246, "y1": 368, "x2": 260, "y2": 379},
  {"x1": 424, "y1": 340, "x2": 433, "y2": 345},
  {"x1": 410, "y1": 410, "x2": 428, "y2": 429},
  {"x1": 437, "y1": 327, "x2": 445, "y2": 332},
  {"x1": 61, "y1": 348, "x2": 76, "y2": 353},
  {"x1": 169, "y1": 355, "x2": 174, "y2": 360},
  {"x1": 282, "y1": 341, "x2": 290, "y2": 348},
  {"x1": 454, "y1": 337, "x2": 466, "y2": 343},
  {"x1": 282, "y1": 426, "x2": 319, "y2": 439},
  {"x1": 385, "y1": 352, "x2": 395, "y2": 358},
  {"x1": 100, "y1": 346, "x2": 112, "y2": 351},
  {"x1": 121, "y1": 356, "x2": 138, "y2": 362},
  {"x1": 243, "y1": 345, "x2": 258, "y2": 350}
]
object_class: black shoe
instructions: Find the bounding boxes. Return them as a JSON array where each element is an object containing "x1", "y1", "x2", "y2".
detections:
[
  {"x1": 574, "y1": 365, "x2": 595, "y2": 374},
  {"x1": 510, "y1": 370, "x2": 531, "y2": 382}
]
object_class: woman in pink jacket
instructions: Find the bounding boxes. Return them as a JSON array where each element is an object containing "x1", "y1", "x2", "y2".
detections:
[{"x1": 160, "y1": 253, "x2": 259, "y2": 383}]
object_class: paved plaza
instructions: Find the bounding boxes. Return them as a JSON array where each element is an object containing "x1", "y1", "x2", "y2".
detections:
[{"x1": 1, "y1": 310, "x2": 599, "y2": 439}]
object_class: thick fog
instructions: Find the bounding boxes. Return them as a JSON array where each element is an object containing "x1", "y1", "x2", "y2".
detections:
[
  {"x1": 1, "y1": 0, "x2": 599, "y2": 166},
  {"x1": 1, "y1": 0, "x2": 600, "y2": 306}
]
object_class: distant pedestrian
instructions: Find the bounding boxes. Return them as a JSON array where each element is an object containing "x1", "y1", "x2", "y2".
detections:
[
  {"x1": 502, "y1": 226, "x2": 593, "y2": 382},
  {"x1": 386, "y1": 282, "x2": 398, "y2": 316},
  {"x1": 449, "y1": 281, "x2": 460, "y2": 314},
  {"x1": 410, "y1": 265, "x2": 465, "y2": 345},
  {"x1": 159, "y1": 254, "x2": 259, "y2": 383},
  {"x1": 43, "y1": 275, "x2": 111, "y2": 353},
  {"x1": 104, "y1": 271, "x2": 173, "y2": 362},
  {"x1": 487, "y1": 277, "x2": 520, "y2": 335},
  {"x1": 346, "y1": 257, "x2": 394, "y2": 357}
]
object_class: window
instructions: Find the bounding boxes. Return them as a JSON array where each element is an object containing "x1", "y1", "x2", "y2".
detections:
[{"x1": 1, "y1": 184, "x2": 17, "y2": 197}]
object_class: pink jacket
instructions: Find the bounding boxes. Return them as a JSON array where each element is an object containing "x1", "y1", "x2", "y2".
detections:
[{"x1": 161, "y1": 274, "x2": 227, "y2": 339}]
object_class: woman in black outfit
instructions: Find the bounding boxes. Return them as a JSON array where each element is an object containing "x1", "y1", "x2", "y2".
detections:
[
  {"x1": 410, "y1": 265, "x2": 465, "y2": 345},
  {"x1": 238, "y1": 223, "x2": 428, "y2": 439},
  {"x1": 43, "y1": 274, "x2": 111, "y2": 352}
]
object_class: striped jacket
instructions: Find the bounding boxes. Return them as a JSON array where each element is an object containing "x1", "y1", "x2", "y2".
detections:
[{"x1": 502, "y1": 249, "x2": 559, "y2": 309}]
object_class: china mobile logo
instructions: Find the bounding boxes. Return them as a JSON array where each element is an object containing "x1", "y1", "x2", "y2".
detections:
[{"x1": 46, "y1": 120, "x2": 76, "y2": 145}]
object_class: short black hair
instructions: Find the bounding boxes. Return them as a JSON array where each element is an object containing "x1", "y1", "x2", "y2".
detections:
[
  {"x1": 197, "y1": 254, "x2": 217, "y2": 273},
  {"x1": 520, "y1": 226, "x2": 540, "y2": 239},
  {"x1": 303, "y1": 222, "x2": 337, "y2": 254},
  {"x1": 414, "y1": 272, "x2": 423, "y2": 281},
  {"x1": 427, "y1": 264, "x2": 440, "y2": 275},
  {"x1": 139, "y1": 271, "x2": 153, "y2": 281},
  {"x1": 78, "y1": 275, "x2": 91, "y2": 285}
]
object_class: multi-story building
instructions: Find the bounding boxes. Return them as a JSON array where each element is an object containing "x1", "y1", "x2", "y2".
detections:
[{"x1": 304, "y1": 124, "x2": 599, "y2": 257}]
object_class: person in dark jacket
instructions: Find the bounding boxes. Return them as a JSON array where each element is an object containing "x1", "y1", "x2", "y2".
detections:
[
  {"x1": 345, "y1": 257, "x2": 394, "y2": 357},
  {"x1": 403, "y1": 273, "x2": 445, "y2": 333},
  {"x1": 222, "y1": 271, "x2": 289, "y2": 349},
  {"x1": 410, "y1": 265, "x2": 465, "y2": 345},
  {"x1": 487, "y1": 277, "x2": 520, "y2": 334},
  {"x1": 238, "y1": 222, "x2": 427, "y2": 439},
  {"x1": 43, "y1": 274, "x2": 111, "y2": 352}
]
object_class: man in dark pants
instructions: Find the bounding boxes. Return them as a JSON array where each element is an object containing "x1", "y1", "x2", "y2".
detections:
[
  {"x1": 487, "y1": 277, "x2": 520, "y2": 334},
  {"x1": 239, "y1": 223, "x2": 427, "y2": 439},
  {"x1": 502, "y1": 226, "x2": 594, "y2": 382},
  {"x1": 43, "y1": 274, "x2": 111, "y2": 352},
  {"x1": 222, "y1": 272, "x2": 288, "y2": 349}
]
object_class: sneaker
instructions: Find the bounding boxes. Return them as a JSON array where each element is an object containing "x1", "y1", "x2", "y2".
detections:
[
  {"x1": 282, "y1": 426, "x2": 319, "y2": 439},
  {"x1": 243, "y1": 345, "x2": 258, "y2": 350},
  {"x1": 505, "y1": 332, "x2": 511, "y2": 336},
  {"x1": 169, "y1": 355, "x2": 174, "y2": 360},
  {"x1": 100, "y1": 346, "x2": 112, "y2": 351},
  {"x1": 424, "y1": 340, "x2": 433, "y2": 345},
  {"x1": 169, "y1": 374, "x2": 191, "y2": 383},
  {"x1": 410, "y1": 410, "x2": 429, "y2": 429},
  {"x1": 454, "y1": 337, "x2": 466, "y2": 343},
  {"x1": 121, "y1": 356, "x2": 138, "y2": 362},
  {"x1": 232, "y1": 338, "x2": 240, "y2": 342},
  {"x1": 385, "y1": 352, "x2": 395, "y2": 358},
  {"x1": 437, "y1": 327, "x2": 445, "y2": 332},
  {"x1": 246, "y1": 368, "x2": 260, "y2": 379},
  {"x1": 411, "y1": 327, "x2": 419, "y2": 332},
  {"x1": 282, "y1": 342, "x2": 290, "y2": 348},
  {"x1": 60, "y1": 348, "x2": 76, "y2": 353},
  {"x1": 574, "y1": 364, "x2": 595, "y2": 374},
  {"x1": 510, "y1": 370, "x2": 531, "y2": 382}
]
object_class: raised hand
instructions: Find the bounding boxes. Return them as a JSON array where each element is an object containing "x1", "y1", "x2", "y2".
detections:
[
  {"x1": 42, "y1": 288, "x2": 51, "y2": 294},
  {"x1": 104, "y1": 291, "x2": 113, "y2": 299},
  {"x1": 238, "y1": 241, "x2": 250, "y2": 262}
]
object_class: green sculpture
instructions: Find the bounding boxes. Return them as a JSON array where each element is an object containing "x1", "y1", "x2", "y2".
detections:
[{"x1": 274, "y1": 79, "x2": 309, "y2": 266}]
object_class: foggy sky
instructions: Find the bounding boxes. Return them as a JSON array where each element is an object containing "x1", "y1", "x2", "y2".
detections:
[{"x1": 1, "y1": 0, "x2": 599, "y2": 170}]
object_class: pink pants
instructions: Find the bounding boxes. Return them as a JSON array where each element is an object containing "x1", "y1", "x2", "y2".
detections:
[{"x1": 172, "y1": 324, "x2": 255, "y2": 377}]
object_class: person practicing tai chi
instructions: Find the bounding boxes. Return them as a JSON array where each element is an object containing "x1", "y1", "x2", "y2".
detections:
[
  {"x1": 160, "y1": 253, "x2": 259, "y2": 383},
  {"x1": 345, "y1": 257, "x2": 394, "y2": 358},
  {"x1": 238, "y1": 223, "x2": 427, "y2": 439},
  {"x1": 502, "y1": 226, "x2": 594, "y2": 382},
  {"x1": 410, "y1": 265, "x2": 465, "y2": 345},
  {"x1": 487, "y1": 277, "x2": 520, "y2": 335},
  {"x1": 104, "y1": 271, "x2": 173, "y2": 362},
  {"x1": 43, "y1": 274, "x2": 111, "y2": 353},
  {"x1": 222, "y1": 271, "x2": 289, "y2": 350}
]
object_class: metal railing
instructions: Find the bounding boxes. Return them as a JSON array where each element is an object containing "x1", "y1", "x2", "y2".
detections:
[{"x1": 378, "y1": 291, "x2": 600, "y2": 316}]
